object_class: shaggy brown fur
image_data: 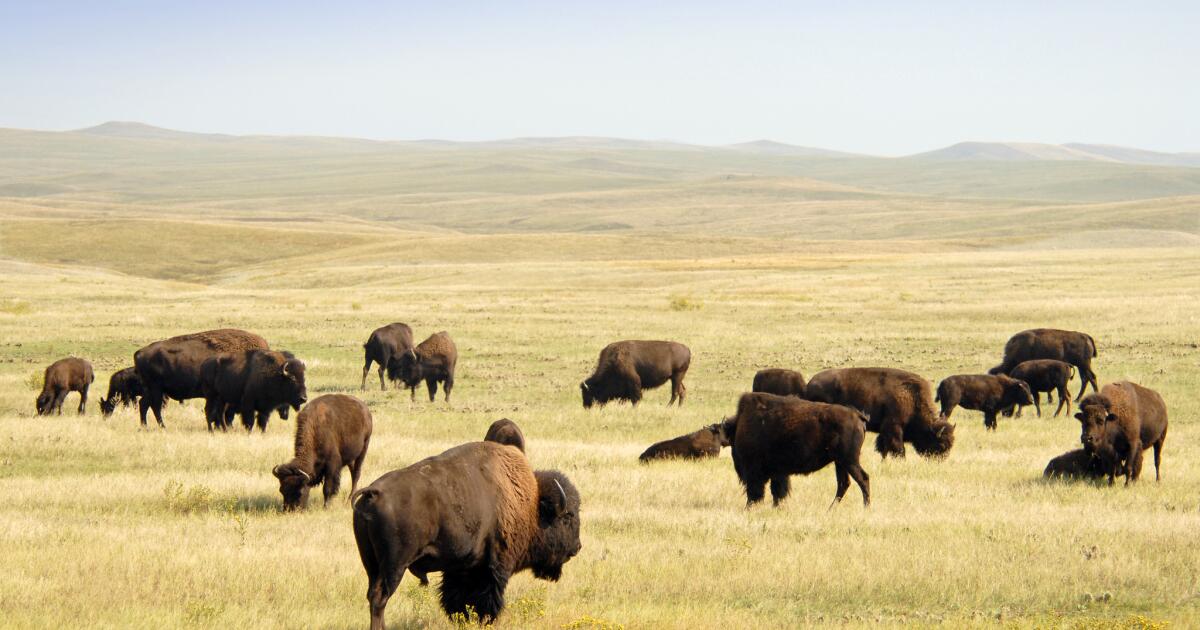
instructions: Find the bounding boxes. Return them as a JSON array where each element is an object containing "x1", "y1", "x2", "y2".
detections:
[
  {"x1": 638, "y1": 424, "x2": 727, "y2": 462},
  {"x1": 805, "y1": 367, "x2": 954, "y2": 459},
  {"x1": 36, "y1": 357, "x2": 94, "y2": 415},
  {"x1": 202, "y1": 349, "x2": 307, "y2": 432},
  {"x1": 1043, "y1": 449, "x2": 1107, "y2": 480},
  {"x1": 98, "y1": 367, "x2": 143, "y2": 417},
  {"x1": 484, "y1": 418, "x2": 527, "y2": 453},
  {"x1": 1008, "y1": 359, "x2": 1075, "y2": 418},
  {"x1": 751, "y1": 368, "x2": 807, "y2": 397},
  {"x1": 935, "y1": 373, "x2": 1033, "y2": 430},
  {"x1": 273, "y1": 394, "x2": 372, "y2": 510},
  {"x1": 989, "y1": 328, "x2": 1098, "y2": 401},
  {"x1": 581, "y1": 340, "x2": 691, "y2": 408},
  {"x1": 361, "y1": 322, "x2": 414, "y2": 391},
  {"x1": 394, "y1": 331, "x2": 458, "y2": 402},
  {"x1": 1076, "y1": 381, "x2": 1168, "y2": 485}
]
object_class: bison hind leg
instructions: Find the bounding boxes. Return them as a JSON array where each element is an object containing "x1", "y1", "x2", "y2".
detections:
[{"x1": 440, "y1": 563, "x2": 508, "y2": 623}]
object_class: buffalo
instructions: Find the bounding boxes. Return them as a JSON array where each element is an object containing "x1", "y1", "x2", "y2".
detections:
[
  {"x1": 392, "y1": 331, "x2": 457, "y2": 402},
  {"x1": 722, "y1": 392, "x2": 870, "y2": 507},
  {"x1": 751, "y1": 368, "x2": 807, "y2": 397},
  {"x1": 988, "y1": 328, "x2": 1098, "y2": 401},
  {"x1": 935, "y1": 373, "x2": 1033, "y2": 430},
  {"x1": 484, "y1": 418, "x2": 526, "y2": 453},
  {"x1": 361, "y1": 322, "x2": 414, "y2": 391},
  {"x1": 35, "y1": 357, "x2": 94, "y2": 415},
  {"x1": 581, "y1": 340, "x2": 691, "y2": 408},
  {"x1": 1043, "y1": 449, "x2": 1107, "y2": 480},
  {"x1": 273, "y1": 394, "x2": 372, "y2": 510},
  {"x1": 1007, "y1": 359, "x2": 1075, "y2": 418},
  {"x1": 201, "y1": 349, "x2": 307, "y2": 432},
  {"x1": 352, "y1": 442, "x2": 581, "y2": 627},
  {"x1": 638, "y1": 424, "x2": 727, "y2": 462},
  {"x1": 805, "y1": 367, "x2": 954, "y2": 459},
  {"x1": 1076, "y1": 381, "x2": 1168, "y2": 485},
  {"x1": 98, "y1": 366, "x2": 143, "y2": 417}
]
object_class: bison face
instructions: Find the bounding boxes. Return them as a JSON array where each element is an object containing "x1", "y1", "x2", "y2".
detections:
[
  {"x1": 707, "y1": 422, "x2": 731, "y2": 448},
  {"x1": 1003, "y1": 378, "x2": 1034, "y2": 407},
  {"x1": 99, "y1": 396, "x2": 116, "y2": 417},
  {"x1": 392, "y1": 350, "x2": 422, "y2": 387},
  {"x1": 35, "y1": 392, "x2": 52, "y2": 415},
  {"x1": 279, "y1": 358, "x2": 308, "y2": 409},
  {"x1": 530, "y1": 471, "x2": 582, "y2": 581},
  {"x1": 580, "y1": 381, "x2": 595, "y2": 409},
  {"x1": 273, "y1": 464, "x2": 312, "y2": 511},
  {"x1": 912, "y1": 420, "x2": 955, "y2": 457},
  {"x1": 1076, "y1": 403, "x2": 1115, "y2": 453}
]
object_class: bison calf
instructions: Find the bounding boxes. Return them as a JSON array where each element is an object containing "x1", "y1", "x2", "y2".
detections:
[
  {"x1": 935, "y1": 373, "x2": 1033, "y2": 430},
  {"x1": 273, "y1": 394, "x2": 372, "y2": 510},
  {"x1": 724, "y1": 392, "x2": 870, "y2": 507},
  {"x1": 1077, "y1": 381, "x2": 1168, "y2": 486},
  {"x1": 393, "y1": 331, "x2": 457, "y2": 402},
  {"x1": 1043, "y1": 449, "x2": 1107, "y2": 480},
  {"x1": 581, "y1": 340, "x2": 691, "y2": 408},
  {"x1": 1008, "y1": 359, "x2": 1074, "y2": 418},
  {"x1": 484, "y1": 418, "x2": 526, "y2": 453},
  {"x1": 98, "y1": 366, "x2": 143, "y2": 417},
  {"x1": 36, "y1": 357, "x2": 94, "y2": 415},
  {"x1": 752, "y1": 368, "x2": 806, "y2": 397},
  {"x1": 638, "y1": 424, "x2": 727, "y2": 462}
]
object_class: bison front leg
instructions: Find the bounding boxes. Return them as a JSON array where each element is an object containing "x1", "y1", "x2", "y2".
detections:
[
  {"x1": 1126, "y1": 439, "x2": 1144, "y2": 484},
  {"x1": 425, "y1": 377, "x2": 438, "y2": 402},
  {"x1": 769, "y1": 475, "x2": 791, "y2": 507},
  {"x1": 983, "y1": 410, "x2": 998, "y2": 431},
  {"x1": 1031, "y1": 392, "x2": 1042, "y2": 417},
  {"x1": 831, "y1": 463, "x2": 851, "y2": 509},
  {"x1": 875, "y1": 424, "x2": 906, "y2": 459},
  {"x1": 441, "y1": 563, "x2": 509, "y2": 624},
  {"x1": 255, "y1": 410, "x2": 271, "y2": 433},
  {"x1": 323, "y1": 460, "x2": 342, "y2": 506}
]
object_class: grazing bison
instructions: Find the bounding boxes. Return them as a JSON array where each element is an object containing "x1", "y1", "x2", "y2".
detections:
[
  {"x1": 272, "y1": 394, "x2": 372, "y2": 510},
  {"x1": 361, "y1": 322, "x2": 414, "y2": 391},
  {"x1": 484, "y1": 418, "x2": 526, "y2": 453},
  {"x1": 805, "y1": 367, "x2": 954, "y2": 459},
  {"x1": 935, "y1": 373, "x2": 1033, "y2": 430},
  {"x1": 1043, "y1": 449, "x2": 1107, "y2": 480},
  {"x1": 722, "y1": 392, "x2": 869, "y2": 507},
  {"x1": 35, "y1": 357, "x2": 94, "y2": 415},
  {"x1": 581, "y1": 340, "x2": 691, "y2": 408},
  {"x1": 751, "y1": 368, "x2": 807, "y2": 397},
  {"x1": 134, "y1": 329, "x2": 269, "y2": 428},
  {"x1": 392, "y1": 331, "x2": 458, "y2": 402},
  {"x1": 988, "y1": 328, "x2": 1098, "y2": 401},
  {"x1": 202, "y1": 349, "x2": 307, "y2": 432},
  {"x1": 1007, "y1": 359, "x2": 1075, "y2": 418},
  {"x1": 638, "y1": 424, "x2": 727, "y2": 462},
  {"x1": 98, "y1": 367, "x2": 143, "y2": 417},
  {"x1": 352, "y1": 442, "x2": 581, "y2": 627},
  {"x1": 1076, "y1": 381, "x2": 1168, "y2": 485}
]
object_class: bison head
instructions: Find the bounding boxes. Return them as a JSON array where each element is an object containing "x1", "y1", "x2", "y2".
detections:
[
  {"x1": 389, "y1": 349, "x2": 423, "y2": 387},
  {"x1": 1076, "y1": 398, "x2": 1115, "y2": 453},
  {"x1": 987, "y1": 364, "x2": 1007, "y2": 376},
  {"x1": 529, "y1": 470, "x2": 582, "y2": 581},
  {"x1": 35, "y1": 392, "x2": 53, "y2": 415},
  {"x1": 272, "y1": 463, "x2": 313, "y2": 510},
  {"x1": 999, "y1": 376, "x2": 1034, "y2": 408},
  {"x1": 912, "y1": 420, "x2": 955, "y2": 458},
  {"x1": 706, "y1": 422, "x2": 732, "y2": 448},
  {"x1": 277, "y1": 357, "x2": 308, "y2": 410},
  {"x1": 99, "y1": 396, "x2": 117, "y2": 417}
]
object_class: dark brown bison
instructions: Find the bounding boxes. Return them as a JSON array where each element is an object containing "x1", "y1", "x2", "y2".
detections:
[
  {"x1": 935, "y1": 373, "x2": 1033, "y2": 430},
  {"x1": 1007, "y1": 359, "x2": 1075, "y2": 418},
  {"x1": 638, "y1": 424, "x2": 727, "y2": 462},
  {"x1": 392, "y1": 331, "x2": 457, "y2": 402},
  {"x1": 1043, "y1": 449, "x2": 1107, "y2": 480},
  {"x1": 581, "y1": 340, "x2": 691, "y2": 408},
  {"x1": 752, "y1": 368, "x2": 807, "y2": 397},
  {"x1": 352, "y1": 442, "x2": 581, "y2": 627},
  {"x1": 98, "y1": 367, "x2": 143, "y2": 417},
  {"x1": 988, "y1": 328, "x2": 1098, "y2": 401},
  {"x1": 722, "y1": 392, "x2": 870, "y2": 507},
  {"x1": 361, "y1": 322, "x2": 414, "y2": 391},
  {"x1": 484, "y1": 418, "x2": 526, "y2": 453},
  {"x1": 133, "y1": 329, "x2": 269, "y2": 428},
  {"x1": 36, "y1": 357, "x2": 94, "y2": 415},
  {"x1": 272, "y1": 394, "x2": 372, "y2": 510},
  {"x1": 1076, "y1": 381, "x2": 1168, "y2": 485},
  {"x1": 201, "y1": 349, "x2": 307, "y2": 432},
  {"x1": 805, "y1": 367, "x2": 954, "y2": 459}
]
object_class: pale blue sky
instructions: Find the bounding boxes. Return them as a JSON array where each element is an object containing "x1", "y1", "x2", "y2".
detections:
[{"x1": 2, "y1": 1, "x2": 1196, "y2": 155}]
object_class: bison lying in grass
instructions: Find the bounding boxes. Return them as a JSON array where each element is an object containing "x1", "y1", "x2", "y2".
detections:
[
  {"x1": 935, "y1": 373, "x2": 1032, "y2": 430},
  {"x1": 638, "y1": 424, "x2": 727, "y2": 462},
  {"x1": 1043, "y1": 449, "x2": 1107, "y2": 480},
  {"x1": 36, "y1": 357, "x2": 94, "y2": 415},
  {"x1": 1077, "y1": 381, "x2": 1168, "y2": 485},
  {"x1": 273, "y1": 394, "x2": 372, "y2": 510},
  {"x1": 581, "y1": 340, "x2": 691, "y2": 408}
]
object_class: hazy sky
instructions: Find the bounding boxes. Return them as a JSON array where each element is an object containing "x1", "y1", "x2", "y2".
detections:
[{"x1": 2, "y1": 1, "x2": 1196, "y2": 155}]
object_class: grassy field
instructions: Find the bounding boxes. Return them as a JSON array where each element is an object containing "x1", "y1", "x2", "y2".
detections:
[{"x1": 1, "y1": 128, "x2": 1198, "y2": 628}]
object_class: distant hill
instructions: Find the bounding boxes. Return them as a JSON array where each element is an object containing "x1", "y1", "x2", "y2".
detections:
[
  {"x1": 75, "y1": 121, "x2": 237, "y2": 142},
  {"x1": 912, "y1": 141, "x2": 1200, "y2": 168},
  {"x1": 725, "y1": 140, "x2": 858, "y2": 158}
]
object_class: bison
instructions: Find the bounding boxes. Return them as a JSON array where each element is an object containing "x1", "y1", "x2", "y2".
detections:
[
  {"x1": 361, "y1": 322, "x2": 414, "y2": 391},
  {"x1": 392, "y1": 331, "x2": 457, "y2": 402},
  {"x1": 1007, "y1": 359, "x2": 1075, "y2": 418},
  {"x1": 751, "y1": 368, "x2": 807, "y2": 397},
  {"x1": 352, "y1": 442, "x2": 581, "y2": 627},
  {"x1": 988, "y1": 328, "x2": 1098, "y2": 401},
  {"x1": 581, "y1": 340, "x2": 691, "y2": 408},
  {"x1": 805, "y1": 367, "x2": 954, "y2": 459},
  {"x1": 638, "y1": 424, "x2": 727, "y2": 462},
  {"x1": 202, "y1": 349, "x2": 307, "y2": 432},
  {"x1": 484, "y1": 418, "x2": 526, "y2": 453},
  {"x1": 272, "y1": 394, "x2": 372, "y2": 510},
  {"x1": 935, "y1": 373, "x2": 1033, "y2": 430},
  {"x1": 35, "y1": 357, "x2": 94, "y2": 415},
  {"x1": 1076, "y1": 381, "x2": 1168, "y2": 485},
  {"x1": 1043, "y1": 449, "x2": 1107, "y2": 480},
  {"x1": 722, "y1": 392, "x2": 870, "y2": 507},
  {"x1": 98, "y1": 366, "x2": 143, "y2": 417}
]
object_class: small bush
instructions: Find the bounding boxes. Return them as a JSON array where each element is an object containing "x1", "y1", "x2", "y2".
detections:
[
  {"x1": 509, "y1": 588, "x2": 547, "y2": 624},
  {"x1": 183, "y1": 598, "x2": 222, "y2": 626},
  {"x1": 668, "y1": 295, "x2": 702, "y2": 311},
  {"x1": 563, "y1": 616, "x2": 625, "y2": 630},
  {"x1": 351, "y1": 302, "x2": 363, "y2": 311},
  {"x1": 25, "y1": 370, "x2": 44, "y2": 391},
  {"x1": 163, "y1": 480, "x2": 220, "y2": 514},
  {"x1": 0, "y1": 300, "x2": 31, "y2": 315}
]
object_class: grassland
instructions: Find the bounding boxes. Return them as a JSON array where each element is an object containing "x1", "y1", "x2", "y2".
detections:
[{"x1": 0, "y1": 127, "x2": 1198, "y2": 628}]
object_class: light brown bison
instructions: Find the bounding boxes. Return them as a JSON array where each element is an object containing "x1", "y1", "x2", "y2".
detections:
[
  {"x1": 1007, "y1": 359, "x2": 1075, "y2": 417},
  {"x1": 98, "y1": 366, "x2": 143, "y2": 417},
  {"x1": 393, "y1": 331, "x2": 457, "y2": 402},
  {"x1": 581, "y1": 340, "x2": 691, "y2": 408},
  {"x1": 805, "y1": 367, "x2": 954, "y2": 459},
  {"x1": 1076, "y1": 381, "x2": 1168, "y2": 485},
  {"x1": 484, "y1": 418, "x2": 526, "y2": 453},
  {"x1": 273, "y1": 394, "x2": 372, "y2": 510},
  {"x1": 352, "y1": 442, "x2": 581, "y2": 627},
  {"x1": 751, "y1": 368, "x2": 807, "y2": 397},
  {"x1": 361, "y1": 322, "x2": 414, "y2": 391},
  {"x1": 1043, "y1": 449, "x2": 1107, "y2": 480},
  {"x1": 638, "y1": 424, "x2": 727, "y2": 462},
  {"x1": 36, "y1": 357, "x2": 94, "y2": 415},
  {"x1": 988, "y1": 328, "x2": 1098, "y2": 401},
  {"x1": 201, "y1": 349, "x2": 307, "y2": 432},
  {"x1": 722, "y1": 392, "x2": 870, "y2": 507},
  {"x1": 935, "y1": 373, "x2": 1033, "y2": 430}
]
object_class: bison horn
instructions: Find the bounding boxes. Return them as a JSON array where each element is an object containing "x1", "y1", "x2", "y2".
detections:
[
  {"x1": 553, "y1": 478, "x2": 567, "y2": 503},
  {"x1": 580, "y1": 382, "x2": 589, "y2": 391},
  {"x1": 281, "y1": 362, "x2": 290, "y2": 377},
  {"x1": 298, "y1": 469, "x2": 311, "y2": 481},
  {"x1": 272, "y1": 465, "x2": 283, "y2": 477}
]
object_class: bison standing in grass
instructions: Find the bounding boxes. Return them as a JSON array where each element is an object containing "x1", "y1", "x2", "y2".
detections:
[
  {"x1": 36, "y1": 357, "x2": 94, "y2": 415},
  {"x1": 638, "y1": 424, "x2": 727, "y2": 462},
  {"x1": 273, "y1": 394, "x2": 372, "y2": 510},
  {"x1": 989, "y1": 328, "x2": 1099, "y2": 401},
  {"x1": 98, "y1": 367, "x2": 143, "y2": 417},
  {"x1": 393, "y1": 331, "x2": 457, "y2": 402},
  {"x1": 805, "y1": 367, "x2": 954, "y2": 459},
  {"x1": 1076, "y1": 381, "x2": 1168, "y2": 485},
  {"x1": 751, "y1": 368, "x2": 806, "y2": 397},
  {"x1": 1008, "y1": 359, "x2": 1075, "y2": 418},
  {"x1": 361, "y1": 322, "x2": 414, "y2": 391},
  {"x1": 581, "y1": 340, "x2": 691, "y2": 408},
  {"x1": 352, "y1": 442, "x2": 581, "y2": 627},
  {"x1": 484, "y1": 418, "x2": 526, "y2": 453},
  {"x1": 202, "y1": 349, "x2": 307, "y2": 432},
  {"x1": 722, "y1": 392, "x2": 870, "y2": 507},
  {"x1": 935, "y1": 373, "x2": 1033, "y2": 430}
]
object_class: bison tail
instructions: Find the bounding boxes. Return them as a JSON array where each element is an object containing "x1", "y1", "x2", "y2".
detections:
[
  {"x1": 351, "y1": 487, "x2": 379, "y2": 513},
  {"x1": 1086, "y1": 334, "x2": 1098, "y2": 357}
]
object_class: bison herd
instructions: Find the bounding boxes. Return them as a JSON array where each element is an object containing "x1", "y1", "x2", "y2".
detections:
[{"x1": 29, "y1": 324, "x2": 1171, "y2": 626}]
